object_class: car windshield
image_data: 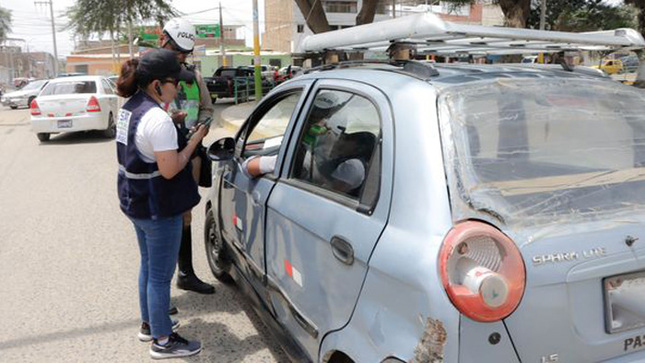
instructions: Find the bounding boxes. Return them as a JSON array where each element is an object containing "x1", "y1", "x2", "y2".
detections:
[
  {"x1": 22, "y1": 80, "x2": 46, "y2": 91},
  {"x1": 40, "y1": 81, "x2": 97, "y2": 96},
  {"x1": 439, "y1": 78, "x2": 645, "y2": 229}
]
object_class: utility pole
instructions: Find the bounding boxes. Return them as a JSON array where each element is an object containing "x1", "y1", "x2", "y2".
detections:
[
  {"x1": 252, "y1": 0, "x2": 262, "y2": 99},
  {"x1": 392, "y1": 0, "x2": 396, "y2": 18},
  {"x1": 34, "y1": 0, "x2": 58, "y2": 75},
  {"x1": 219, "y1": 3, "x2": 227, "y2": 67},
  {"x1": 538, "y1": 0, "x2": 546, "y2": 63},
  {"x1": 128, "y1": 21, "x2": 134, "y2": 59}
]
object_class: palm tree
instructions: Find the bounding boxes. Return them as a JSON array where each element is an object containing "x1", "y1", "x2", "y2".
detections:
[{"x1": 65, "y1": 0, "x2": 178, "y2": 71}]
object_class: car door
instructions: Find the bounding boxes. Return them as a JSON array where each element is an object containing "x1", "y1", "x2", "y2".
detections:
[
  {"x1": 264, "y1": 80, "x2": 393, "y2": 357},
  {"x1": 100, "y1": 78, "x2": 119, "y2": 118},
  {"x1": 218, "y1": 81, "x2": 313, "y2": 291}
]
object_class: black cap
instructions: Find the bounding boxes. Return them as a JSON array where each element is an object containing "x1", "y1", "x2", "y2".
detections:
[{"x1": 136, "y1": 48, "x2": 194, "y2": 83}]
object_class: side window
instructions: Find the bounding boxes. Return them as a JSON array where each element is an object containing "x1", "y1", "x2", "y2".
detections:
[
  {"x1": 242, "y1": 91, "x2": 303, "y2": 172},
  {"x1": 101, "y1": 79, "x2": 114, "y2": 94},
  {"x1": 291, "y1": 89, "x2": 380, "y2": 199}
]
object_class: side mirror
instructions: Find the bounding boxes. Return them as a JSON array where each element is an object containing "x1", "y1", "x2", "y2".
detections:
[{"x1": 207, "y1": 137, "x2": 235, "y2": 161}]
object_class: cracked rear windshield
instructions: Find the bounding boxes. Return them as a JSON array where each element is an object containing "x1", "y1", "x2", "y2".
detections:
[{"x1": 439, "y1": 78, "x2": 645, "y2": 226}]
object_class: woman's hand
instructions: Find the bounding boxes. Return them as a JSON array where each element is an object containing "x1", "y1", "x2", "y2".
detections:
[
  {"x1": 190, "y1": 124, "x2": 208, "y2": 143},
  {"x1": 170, "y1": 110, "x2": 187, "y2": 124}
]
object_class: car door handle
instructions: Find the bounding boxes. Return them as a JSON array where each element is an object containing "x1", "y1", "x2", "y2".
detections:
[{"x1": 330, "y1": 236, "x2": 354, "y2": 265}]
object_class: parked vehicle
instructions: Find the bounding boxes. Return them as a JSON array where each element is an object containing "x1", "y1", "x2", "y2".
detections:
[
  {"x1": 276, "y1": 65, "x2": 303, "y2": 83},
  {"x1": 1, "y1": 79, "x2": 49, "y2": 109},
  {"x1": 204, "y1": 67, "x2": 255, "y2": 103},
  {"x1": 30, "y1": 75, "x2": 120, "y2": 142},
  {"x1": 591, "y1": 58, "x2": 624, "y2": 74},
  {"x1": 204, "y1": 59, "x2": 645, "y2": 363},
  {"x1": 246, "y1": 64, "x2": 278, "y2": 81}
]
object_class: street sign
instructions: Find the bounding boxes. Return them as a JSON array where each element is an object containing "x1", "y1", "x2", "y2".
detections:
[{"x1": 196, "y1": 24, "x2": 220, "y2": 39}]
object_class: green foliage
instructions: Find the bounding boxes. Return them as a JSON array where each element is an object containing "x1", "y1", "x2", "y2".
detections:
[
  {"x1": 0, "y1": 6, "x2": 12, "y2": 42},
  {"x1": 528, "y1": 0, "x2": 636, "y2": 31},
  {"x1": 65, "y1": 0, "x2": 179, "y2": 39}
]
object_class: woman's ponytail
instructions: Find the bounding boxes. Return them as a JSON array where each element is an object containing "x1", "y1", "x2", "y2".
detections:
[{"x1": 116, "y1": 59, "x2": 139, "y2": 98}]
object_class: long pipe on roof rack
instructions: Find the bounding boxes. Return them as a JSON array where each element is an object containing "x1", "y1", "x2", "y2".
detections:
[{"x1": 302, "y1": 12, "x2": 645, "y2": 53}]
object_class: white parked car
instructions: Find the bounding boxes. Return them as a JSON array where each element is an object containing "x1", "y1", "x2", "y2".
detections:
[
  {"x1": 1, "y1": 79, "x2": 49, "y2": 109},
  {"x1": 30, "y1": 76, "x2": 120, "y2": 142}
]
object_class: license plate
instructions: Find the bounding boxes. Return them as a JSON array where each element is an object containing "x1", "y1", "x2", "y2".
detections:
[
  {"x1": 604, "y1": 270, "x2": 645, "y2": 334},
  {"x1": 58, "y1": 120, "x2": 72, "y2": 128}
]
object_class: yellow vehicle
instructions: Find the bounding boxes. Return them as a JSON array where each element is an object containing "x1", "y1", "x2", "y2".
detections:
[{"x1": 591, "y1": 58, "x2": 623, "y2": 74}]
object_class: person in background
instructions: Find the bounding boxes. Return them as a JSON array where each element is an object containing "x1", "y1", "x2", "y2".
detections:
[
  {"x1": 160, "y1": 18, "x2": 216, "y2": 295},
  {"x1": 115, "y1": 48, "x2": 207, "y2": 359}
]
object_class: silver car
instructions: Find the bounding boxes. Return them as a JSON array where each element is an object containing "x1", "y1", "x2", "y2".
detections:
[
  {"x1": 1, "y1": 79, "x2": 48, "y2": 109},
  {"x1": 205, "y1": 62, "x2": 645, "y2": 362}
]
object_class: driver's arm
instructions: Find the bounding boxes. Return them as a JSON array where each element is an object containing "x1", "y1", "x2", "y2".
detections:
[{"x1": 242, "y1": 155, "x2": 278, "y2": 178}]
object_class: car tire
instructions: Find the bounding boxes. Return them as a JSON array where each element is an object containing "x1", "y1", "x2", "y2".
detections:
[
  {"x1": 103, "y1": 112, "x2": 116, "y2": 138},
  {"x1": 204, "y1": 207, "x2": 233, "y2": 283},
  {"x1": 10, "y1": 105, "x2": 17, "y2": 110},
  {"x1": 37, "y1": 133, "x2": 50, "y2": 142},
  {"x1": 27, "y1": 96, "x2": 35, "y2": 108}
]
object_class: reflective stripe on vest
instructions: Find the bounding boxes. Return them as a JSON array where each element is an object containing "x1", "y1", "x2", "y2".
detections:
[{"x1": 118, "y1": 164, "x2": 161, "y2": 180}]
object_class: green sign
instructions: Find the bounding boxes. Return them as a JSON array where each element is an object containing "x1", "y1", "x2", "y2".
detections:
[
  {"x1": 138, "y1": 26, "x2": 161, "y2": 41},
  {"x1": 196, "y1": 24, "x2": 220, "y2": 38}
]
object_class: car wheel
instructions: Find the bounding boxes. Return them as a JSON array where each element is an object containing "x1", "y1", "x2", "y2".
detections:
[
  {"x1": 204, "y1": 207, "x2": 233, "y2": 283},
  {"x1": 10, "y1": 105, "x2": 17, "y2": 109},
  {"x1": 36, "y1": 133, "x2": 50, "y2": 142},
  {"x1": 27, "y1": 96, "x2": 35, "y2": 108},
  {"x1": 103, "y1": 112, "x2": 116, "y2": 138}
]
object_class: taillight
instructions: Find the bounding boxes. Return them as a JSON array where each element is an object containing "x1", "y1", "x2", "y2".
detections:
[
  {"x1": 30, "y1": 99, "x2": 41, "y2": 116},
  {"x1": 86, "y1": 96, "x2": 101, "y2": 112},
  {"x1": 439, "y1": 221, "x2": 525, "y2": 322}
]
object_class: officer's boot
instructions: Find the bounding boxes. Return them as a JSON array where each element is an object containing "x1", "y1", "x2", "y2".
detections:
[{"x1": 176, "y1": 226, "x2": 215, "y2": 294}]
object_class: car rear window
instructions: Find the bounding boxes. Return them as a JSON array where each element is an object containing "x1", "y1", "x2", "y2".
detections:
[
  {"x1": 439, "y1": 78, "x2": 645, "y2": 228},
  {"x1": 41, "y1": 81, "x2": 97, "y2": 96}
]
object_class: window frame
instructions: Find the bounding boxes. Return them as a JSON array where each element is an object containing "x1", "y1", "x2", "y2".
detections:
[
  {"x1": 235, "y1": 87, "x2": 308, "y2": 179},
  {"x1": 283, "y1": 85, "x2": 383, "y2": 214}
]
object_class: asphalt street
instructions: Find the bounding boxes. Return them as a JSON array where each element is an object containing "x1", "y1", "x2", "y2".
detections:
[{"x1": 0, "y1": 103, "x2": 287, "y2": 362}]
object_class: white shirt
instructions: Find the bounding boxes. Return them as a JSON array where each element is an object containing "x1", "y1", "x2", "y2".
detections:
[{"x1": 135, "y1": 107, "x2": 178, "y2": 163}]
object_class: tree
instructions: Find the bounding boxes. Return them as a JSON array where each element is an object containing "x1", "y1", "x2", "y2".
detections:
[
  {"x1": 65, "y1": 0, "x2": 178, "y2": 49},
  {"x1": 527, "y1": 0, "x2": 636, "y2": 32},
  {"x1": 294, "y1": 0, "x2": 383, "y2": 33},
  {"x1": 625, "y1": 0, "x2": 645, "y2": 36},
  {"x1": 294, "y1": 0, "x2": 331, "y2": 33},
  {"x1": 0, "y1": 6, "x2": 12, "y2": 42},
  {"x1": 444, "y1": 0, "x2": 530, "y2": 27}
]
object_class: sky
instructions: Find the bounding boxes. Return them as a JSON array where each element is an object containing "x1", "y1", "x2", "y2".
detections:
[{"x1": 1, "y1": 0, "x2": 266, "y2": 58}]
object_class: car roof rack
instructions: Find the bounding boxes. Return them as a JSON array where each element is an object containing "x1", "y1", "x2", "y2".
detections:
[{"x1": 302, "y1": 12, "x2": 645, "y2": 56}]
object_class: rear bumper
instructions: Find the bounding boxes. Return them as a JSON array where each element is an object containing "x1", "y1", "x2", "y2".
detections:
[{"x1": 31, "y1": 113, "x2": 106, "y2": 133}]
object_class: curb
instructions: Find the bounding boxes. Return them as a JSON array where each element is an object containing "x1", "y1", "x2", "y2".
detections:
[{"x1": 219, "y1": 101, "x2": 257, "y2": 134}]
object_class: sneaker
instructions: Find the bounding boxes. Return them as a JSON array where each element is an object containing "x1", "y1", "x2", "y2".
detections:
[
  {"x1": 138, "y1": 320, "x2": 180, "y2": 342},
  {"x1": 150, "y1": 333, "x2": 202, "y2": 359}
]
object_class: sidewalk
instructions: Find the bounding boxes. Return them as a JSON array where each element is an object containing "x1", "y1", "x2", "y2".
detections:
[
  {"x1": 219, "y1": 100, "x2": 257, "y2": 133},
  {"x1": 219, "y1": 100, "x2": 289, "y2": 140}
]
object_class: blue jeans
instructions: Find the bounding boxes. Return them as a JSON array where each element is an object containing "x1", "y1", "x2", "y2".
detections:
[{"x1": 130, "y1": 215, "x2": 183, "y2": 339}]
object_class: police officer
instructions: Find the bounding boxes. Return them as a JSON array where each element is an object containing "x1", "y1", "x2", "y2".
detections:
[
  {"x1": 160, "y1": 18, "x2": 216, "y2": 295},
  {"x1": 115, "y1": 48, "x2": 206, "y2": 359}
]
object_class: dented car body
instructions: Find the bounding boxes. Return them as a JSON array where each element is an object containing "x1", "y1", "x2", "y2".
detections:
[{"x1": 204, "y1": 63, "x2": 645, "y2": 362}]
